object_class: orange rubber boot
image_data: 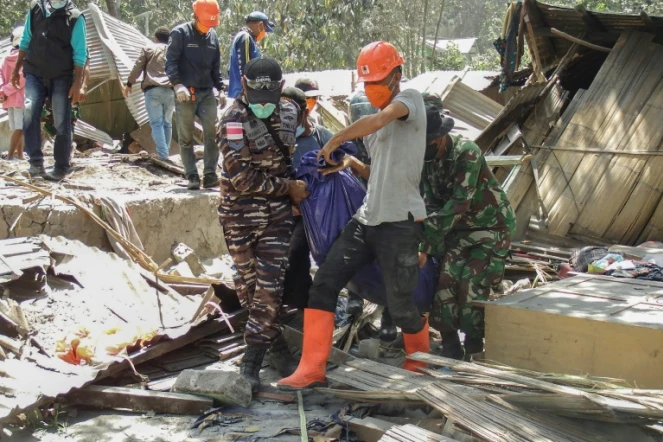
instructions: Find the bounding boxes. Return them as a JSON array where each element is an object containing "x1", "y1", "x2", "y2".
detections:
[
  {"x1": 277, "y1": 308, "x2": 335, "y2": 389},
  {"x1": 403, "y1": 317, "x2": 430, "y2": 372}
]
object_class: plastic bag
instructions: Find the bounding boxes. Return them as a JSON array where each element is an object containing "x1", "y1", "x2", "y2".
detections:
[
  {"x1": 588, "y1": 253, "x2": 623, "y2": 274},
  {"x1": 297, "y1": 142, "x2": 365, "y2": 264},
  {"x1": 346, "y1": 259, "x2": 439, "y2": 313}
]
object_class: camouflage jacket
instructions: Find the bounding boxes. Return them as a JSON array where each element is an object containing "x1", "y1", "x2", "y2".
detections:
[
  {"x1": 218, "y1": 97, "x2": 298, "y2": 227},
  {"x1": 420, "y1": 136, "x2": 516, "y2": 256}
]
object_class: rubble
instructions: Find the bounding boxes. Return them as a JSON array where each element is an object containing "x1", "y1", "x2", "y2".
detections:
[{"x1": 172, "y1": 370, "x2": 253, "y2": 408}]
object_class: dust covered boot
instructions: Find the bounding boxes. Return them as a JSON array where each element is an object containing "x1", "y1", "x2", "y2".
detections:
[
  {"x1": 378, "y1": 308, "x2": 398, "y2": 343},
  {"x1": 268, "y1": 335, "x2": 298, "y2": 377},
  {"x1": 240, "y1": 346, "x2": 267, "y2": 393},
  {"x1": 346, "y1": 291, "x2": 364, "y2": 316},
  {"x1": 441, "y1": 331, "x2": 463, "y2": 360}
]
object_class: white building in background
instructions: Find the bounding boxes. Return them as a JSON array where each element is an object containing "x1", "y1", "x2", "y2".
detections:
[{"x1": 426, "y1": 37, "x2": 479, "y2": 62}]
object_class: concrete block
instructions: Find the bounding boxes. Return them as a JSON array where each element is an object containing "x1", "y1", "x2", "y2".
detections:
[{"x1": 172, "y1": 369, "x2": 252, "y2": 407}]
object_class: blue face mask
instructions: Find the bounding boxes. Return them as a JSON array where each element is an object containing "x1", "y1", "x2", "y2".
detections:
[
  {"x1": 249, "y1": 103, "x2": 276, "y2": 119},
  {"x1": 295, "y1": 125, "x2": 305, "y2": 138},
  {"x1": 50, "y1": 0, "x2": 68, "y2": 9}
]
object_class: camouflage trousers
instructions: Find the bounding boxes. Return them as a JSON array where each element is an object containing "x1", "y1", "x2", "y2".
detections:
[
  {"x1": 430, "y1": 229, "x2": 512, "y2": 339},
  {"x1": 224, "y1": 212, "x2": 294, "y2": 348}
]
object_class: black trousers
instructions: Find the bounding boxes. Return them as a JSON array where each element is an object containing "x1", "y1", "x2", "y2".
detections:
[
  {"x1": 283, "y1": 217, "x2": 312, "y2": 309},
  {"x1": 308, "y1": 218, "x2": 424, "y2": 334}
]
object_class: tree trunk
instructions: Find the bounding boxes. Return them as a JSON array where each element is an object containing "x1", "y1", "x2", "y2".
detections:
[
  {"x1": 420, "y1": 0, "x2": 429, "y2": 74},
  {"x1": 105, "y1": 0, "x2": 120, "y2": 18},
  {"x1": 430, "y1": 0, "x2": 446, "y2": 70}
]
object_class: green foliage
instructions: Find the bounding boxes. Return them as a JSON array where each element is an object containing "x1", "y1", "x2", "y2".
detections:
[
  {"x1": 0, "y1": 0, "x2": 30, "y2": 39},
  {"x1": 2, "y1": 0, "x2": 662, "y2": 77},
  {"x1": 431, "y1": 42, "x2": 467, "y2": 70}
]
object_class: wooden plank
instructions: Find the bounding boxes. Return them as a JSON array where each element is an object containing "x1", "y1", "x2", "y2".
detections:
[
  {"x1": 569, "y1": 36, "x2": 663, "y2": 242},
  {"x1": 417, "y1": 383, "x2": 604, "y2": 442},
  {"x1": 536, "y1": 32, "x2": 646, "y2": 236},
  {"x1": 65, "y1": 385, "x2": 213, "y2": 414},
  {"x1": 484, "y1": 155, "x2": 525, "y2": 167},
  {"x1": 380, "y1": 424, "x2": 459, "y2": 442},
  {"x1": 346, "y1": 416, "x2": 395, "y2": 442},
  {"x1": 254, "y1": 392, "x2": 296, "y2": 403}
]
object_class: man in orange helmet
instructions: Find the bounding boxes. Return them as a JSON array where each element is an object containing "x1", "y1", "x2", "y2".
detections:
[
  {"x1": 278, "y1": 41, "x2": 430, "y2": 390},
  {"x1": 166, "y1": 0, "x2": 223, "y2": 190}
]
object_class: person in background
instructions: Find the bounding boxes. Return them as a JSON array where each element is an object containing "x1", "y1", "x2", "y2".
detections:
[
  {"x1": 166, "y1": 0, "x2": 223, "y2": 190},
  {"x1": 294, "y1": 78, "x2": 324, "y2": 127},
  {"x1": 12, "y1": 0, "x2": 88, "y2": 181},
  {"x1": 418, "y1": 96, "x2": 516, "y2": 360},
  {"x1": 124, "y1": 26, "x2": 174, "y2": 161},
  {"x1": 278, "y1": 41, "x2": 430, "y2": 390},
  {"x1": 0, "y1": 26, "x2": 26, "y2": 161},
  {"x1": 227, "y1": 11, "x2": 275, "y2": 99},
  {"x1": 218, "y1": 57, "x2": 308, "y2": 393},
  {"x1": 280, "y1": 86, "x2": 333, "y2": 311}
]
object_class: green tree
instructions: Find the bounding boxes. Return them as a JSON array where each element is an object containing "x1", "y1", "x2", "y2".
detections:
[{"x1": 0, "y1": 0, "x2": 30, "y2": 38}]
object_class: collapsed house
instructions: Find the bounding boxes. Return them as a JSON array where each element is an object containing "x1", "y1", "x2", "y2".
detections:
[{"x1": 480, "y1": 0, "x2": 663, "y2": 246}]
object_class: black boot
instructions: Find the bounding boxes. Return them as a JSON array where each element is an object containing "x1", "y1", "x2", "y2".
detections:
[
  {"x1": 268, "y1": 336, "x2": 298, "y2": 377},
  {"x1": 378, "y1": 308, "x2": 398, "y2": 342},
  {"x1": 187, "y1": 174, "x2": 201, "y2": 190},
  {"x1": 240, "y1": 346, "x2": 266, "y2": 393},
  {"x1": 464, "y1": 336, "x2": 484, "y2": 360},
  {"x1": 346, "y1": 291, "x2": 364, "y2": 316},
  {"x1": 441, "y1": 332, "x2": 463, "y2": 360}
]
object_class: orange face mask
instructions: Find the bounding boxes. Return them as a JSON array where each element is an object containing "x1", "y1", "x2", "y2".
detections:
[
  {"x1": 196, "y1": 22, "x2": 211, "y2": 34},
  {"x1": 256, "y1": 29, "x2": 266, "y2": 42},
  {"x1": 306, "y1": 97, "x2": 317, "y2": 112},
  {"x1": 364, "y1": 75, "x2": 396, "y2": 109}
]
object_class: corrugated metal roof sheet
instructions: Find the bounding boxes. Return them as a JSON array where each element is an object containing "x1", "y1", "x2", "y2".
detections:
[
  {"x1": 404, "y1": 70, "x2": 499, "y2": 95},
  {"x1": 283, "y1": 69, "x2": 356, "y2": 97},
  {"x1": 87, "y1": 3, "x2": 151, "y2": 127},
  {"x1": 425, "y1": 38, "x2": 478, "y2": 54}
]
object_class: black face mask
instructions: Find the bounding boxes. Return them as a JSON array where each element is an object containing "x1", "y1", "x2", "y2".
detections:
[{"x1": 424, "y1": 143, "x2": 439, "y2": 161}]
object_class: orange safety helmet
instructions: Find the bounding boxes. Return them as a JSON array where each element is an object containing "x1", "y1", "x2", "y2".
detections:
[
  {"x1": 356, "y1": 41, "x2": 405, "y2": 83},
  {"x1": 193, "y1": 0, "x2": 220, "y2": 28}
]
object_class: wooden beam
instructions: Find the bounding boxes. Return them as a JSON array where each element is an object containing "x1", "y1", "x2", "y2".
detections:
[
  {"x1": 524, "y1": 14, "x2": 547, "y2": 82},
  {"x1": 524, "y1": 0, "x2": 557, "y2": 58},
  {"x1": 345, "y1": 416, "x2": 394, "y2": 442},
  {"x1": 533, "y1": 26, "x2": 617, "y2": 43},
  {"x1": 485, "y1": 155, "x2": 528, "y2": 167},
  {"x1": 640, "y1": 11, "x2": 655, "y2": 29},
  {"x1": 532, "y1": 144, "x2": 663, "y2": 156},
  {"x1": 550, "y1": 28, "x2": 612, "y2": 53},
  {"x1": 574, "y1": 5, "x2": 606, "y2": 32},
  {"x1": 65, "y1": 385, "x2": 213, "y2": 415}
]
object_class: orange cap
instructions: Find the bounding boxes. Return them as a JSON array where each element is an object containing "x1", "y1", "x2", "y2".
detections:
[
  {"x1": 356, "y1": 41, "x2": 405, "y2": 83},
  {"x1": 193, "y1": 0, "x2": 220, "y2": 28}
]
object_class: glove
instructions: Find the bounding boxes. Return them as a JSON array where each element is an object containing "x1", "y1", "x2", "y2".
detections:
[{"x1": 174, "y1": 84, "x2": 191, "y2": 103}]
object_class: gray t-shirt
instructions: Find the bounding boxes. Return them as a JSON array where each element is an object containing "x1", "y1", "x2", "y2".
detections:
[{"x1": 354, "y1": 88, "x2": 427, "y2": 226}]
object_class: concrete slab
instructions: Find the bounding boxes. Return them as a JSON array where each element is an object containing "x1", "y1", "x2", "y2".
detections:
[{"x1": 0, "y1": 155, "x2": 227, "y2": 262}]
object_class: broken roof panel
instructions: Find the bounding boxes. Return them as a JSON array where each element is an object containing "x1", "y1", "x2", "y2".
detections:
[
  {"x1": 283, "y1": 69, "x2": 356, "y2": 97},
  {"x1": 526, "y1": 0, "x2": 663, "y2": 70},
  {"x1": 405, "y1": 70, "x2": 500, "y2": 95}
]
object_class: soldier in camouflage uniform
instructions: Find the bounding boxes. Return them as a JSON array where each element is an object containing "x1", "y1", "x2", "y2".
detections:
[
  {"x1": 218, "y1": 57, "x2": 309, "y2": 392},
  {"x1": 419, "y1": 93, "x2": 516, "y2": 359}
]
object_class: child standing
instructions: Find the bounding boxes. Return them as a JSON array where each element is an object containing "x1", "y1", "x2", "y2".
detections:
[{"x1": 0, "y1": 27, "x2": 26, "y2": 161}]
